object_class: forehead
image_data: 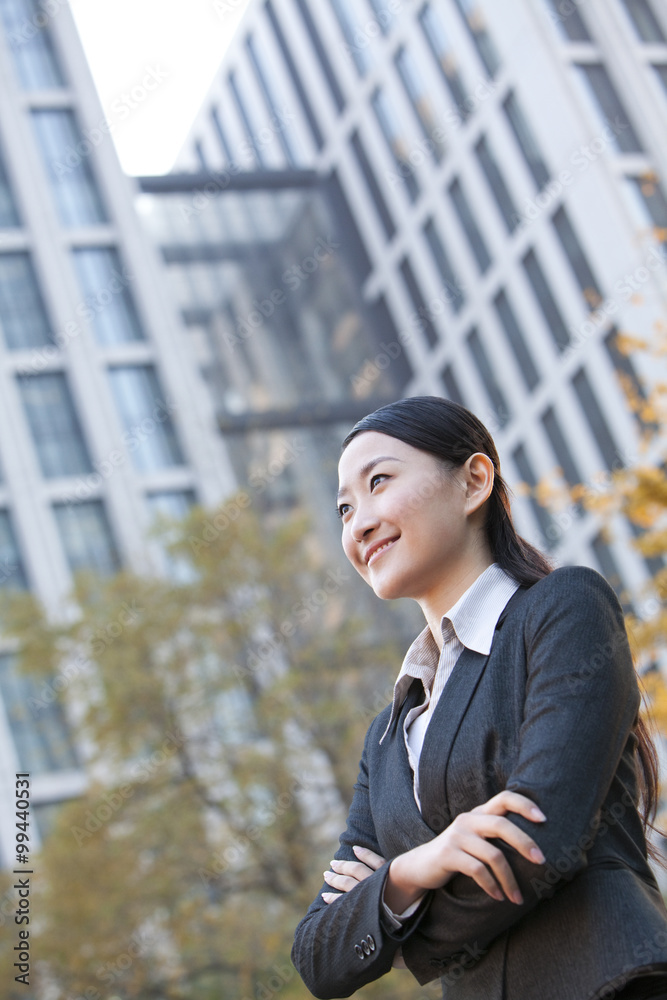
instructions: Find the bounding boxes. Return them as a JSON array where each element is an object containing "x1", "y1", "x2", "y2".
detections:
[{"x1": 337, "y1": 430, "x2": 428, "y2": 489}]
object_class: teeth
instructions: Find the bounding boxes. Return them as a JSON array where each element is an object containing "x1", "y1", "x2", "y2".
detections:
[{"x1": 369, "y1": 540, "x2": 394, "y2": 563}]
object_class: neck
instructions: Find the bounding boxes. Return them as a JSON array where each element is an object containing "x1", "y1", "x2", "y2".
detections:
[{"x1": 419, "y1": 552, "x2": 494, "y2": 652}]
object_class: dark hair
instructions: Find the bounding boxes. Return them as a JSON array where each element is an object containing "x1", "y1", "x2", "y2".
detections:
[
  {"x1": 342, "y1": 395, "x2": 662, "y2": 850},
  {"x1": 342, "y1": 395, "x2": 552, "y2": 586}
]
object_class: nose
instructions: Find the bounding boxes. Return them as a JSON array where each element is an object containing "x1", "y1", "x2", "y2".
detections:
[{"x1": 350, "y1": 503, "x2": 380, "y2": 543}]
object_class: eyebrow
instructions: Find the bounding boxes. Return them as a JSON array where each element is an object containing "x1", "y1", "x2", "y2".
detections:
[{"x1": 336, "y1": 456, "x2": 404, "y2": 501}]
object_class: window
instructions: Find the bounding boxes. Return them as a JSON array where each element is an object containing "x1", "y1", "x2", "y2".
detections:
[
  {"x1": 654, "y1": 64, "x2": 667, "y2": 95},
  {"x1": 503, "y1": 92, "x2": 550, "y2": 190},
  {"x1": 292, "y1": 0, "x2": 345, "y2": 113},
  {"x1": 108, "y1": 366, "x2": 184, "y2": 472},
  {"x1": 368, "y1": 0, "x2": 395, "y2": 34},
  {"x1": 449, "y1": 177, "x2": 491, "y2": 274},
  {"x1": 0, "y1": 510, "x2": 28, "y2": 589},
  {"x1": 627, "y1": 174, "x2": 667, "y2": 239},
  {"x1": 53, "y1": 500, "x2": 120, "y2": 575},
  {"x1": 210, "y1": 107, "x2": 234, "y2": 164},
  {"x1": 228, "y1": 71, "x2": 266, "y2": 169},
  {"x1": 621, "y1": 0, "x2": 666, "y2": 42},
  {"x1": 467, "y1": 327, "x2": 510, "y2": 428},
  {"x1": 590, "y1": 533, "x2": 632, "y2": 613},
  {"x1": 604, "y1": 327, "x2": 654, "y2": 429},
  {"x1": 0, "y1": 0, "x2": 66, "y2": 89},
  {"x1": 399, "y1": 256, "x2": 439, "y2": 348},
  {"x1": 31, "y1": 109, "x2": 108, "y2": 226},
  {"x1": 475, "y1": 135, "x2": 519, "y2": 233},
  {"x1": 371, "y1": 88, "x2": 420, "y2": 202},
  {"x1": 423, "y1": 217, "x2": 465, "y2": 314},
  {"x1": 0, "y1": 653, "x2": 78, "y2": 775},
  {"x1": 147, "y1": 490, "x2": 197, "y2": 582},
  {"x1": 542, "y1": 0, "x2": 591, "y2": 41},
  {"x1": 72, "y1": 248, "x2": 145, "y2": 345},
  {"x1": 246, "y1": 34, "x2": 298, "y2": 166},
  {"x1": 552, "y1": 205, "x2": 603, "y2": 309},
  {"x1": 574, "y1": 64, "x2": 643, "y2": 153},
  {"x1": 522, "y1": 248, "x2": 570, "y2": 352},
  {"x1": 418, "y1": 3, "x2": 471, "y2": 121},
  {"x1": 0, "y1": 252, "x2": 52, "y2": 348},
  {"x1": 572, "y1": 367, "x2": 620, "y2": 470},
  {"x1": 265, "y1": 0, "x2": 324, "y2": 150},
  {"x1": 440, "y1": 365, "x2": 465, "y2": 405},
  {"x1": 350, "y1": 130, "x2": 395, "y2": 239},
  {"x1": 18, "y1": 372, "x2": 92, "y2": 477},
  {"x1": 0, "y1": 145, "x2": 20, "y2": 227},
  {"x1": 493, "y1": 289, "x2": 539, "y2": 391},
  {"x1": 395, "y1": 46, "x2": 445, "y2": 163},
  {"x1": 329, "y1": 0, "x2": 373, "y2": 76},
  {"x1": 541, "y1": 406, "x2": 583, "y2": 487},
  {"x1": 513, "y1": 443, "x2": 556, "y2": 547},
  {"x1": 453, "y1": 0, "x2": 501, "y2": 78}
]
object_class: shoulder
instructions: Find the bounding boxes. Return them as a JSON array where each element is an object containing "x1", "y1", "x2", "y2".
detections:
[{"x1": 518, "y1": 565, "x2": 624, "y2": 623}]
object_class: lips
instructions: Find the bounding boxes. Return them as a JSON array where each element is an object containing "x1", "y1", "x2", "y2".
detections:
[{"x1": 365, "y1": 537, "x2": 399, "y2": 566}]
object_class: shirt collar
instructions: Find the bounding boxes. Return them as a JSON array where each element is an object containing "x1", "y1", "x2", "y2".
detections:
[{"x1": 380, "y1": 564, "x2": 519, "y2": 743}]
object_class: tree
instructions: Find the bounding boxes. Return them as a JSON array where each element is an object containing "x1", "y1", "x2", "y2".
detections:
[{"x1": 0, "y1": 502, "x2": 431, "y2": 1000}]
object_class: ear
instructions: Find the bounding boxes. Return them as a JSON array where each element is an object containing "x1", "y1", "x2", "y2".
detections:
[{"x1": 462, "y1": 453, "x2": 494, "y2": 516}]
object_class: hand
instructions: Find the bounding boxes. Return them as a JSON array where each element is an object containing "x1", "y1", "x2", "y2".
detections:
[
  {"x1": 385, "y1": 791, "x2": 546, "y2": 913},
  {"x1": 321, "y1": 845, "x2": 386, "y2": 904}
]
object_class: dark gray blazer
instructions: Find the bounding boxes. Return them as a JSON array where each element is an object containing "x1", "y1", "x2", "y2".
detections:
[{"x1": 292, "y1": 567, "x2": 667, "y2": 1000}]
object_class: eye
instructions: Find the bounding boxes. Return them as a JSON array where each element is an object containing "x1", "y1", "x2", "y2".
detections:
[
  {"x1": 370, "y1": 473, "x2": 388, "y2": 490},
  {"x1": 336, "y1": 502, "x2": 351, "y2": 520}
]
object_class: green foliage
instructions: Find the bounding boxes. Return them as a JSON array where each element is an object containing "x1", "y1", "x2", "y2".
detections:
[{"x1": 0, "y1": 501, "x2": 425, "y2": 999}]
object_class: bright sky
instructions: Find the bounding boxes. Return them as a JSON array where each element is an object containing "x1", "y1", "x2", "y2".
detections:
[{"x1": 69, "y1": 0, "x2": 252, "y2": 176}]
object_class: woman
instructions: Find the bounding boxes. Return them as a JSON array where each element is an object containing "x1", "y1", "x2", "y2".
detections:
[{"x1": 292, "y1": 396, "x2": 667, "y2": 1000}]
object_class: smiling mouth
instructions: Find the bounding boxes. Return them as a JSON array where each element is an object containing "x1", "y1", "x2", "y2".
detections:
[{"x1": 367, "y1": 538, "x2": 398, "y2": 567}]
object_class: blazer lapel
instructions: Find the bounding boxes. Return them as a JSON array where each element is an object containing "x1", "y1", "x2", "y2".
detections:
[{"x1": 417, "y1": 646, "x2": 490, "y2": 831}]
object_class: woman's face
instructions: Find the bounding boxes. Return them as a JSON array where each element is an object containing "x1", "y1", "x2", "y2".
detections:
[{"x1": 336, "y1": 430, "x2": 491, "y2": 605}]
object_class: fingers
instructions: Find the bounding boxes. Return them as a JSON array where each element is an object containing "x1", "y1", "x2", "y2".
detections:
[
  {"x1": 472, "y1": 790, "x2": 546, "y2": 823},
  {"x1": 352, "y1": 845, "x2": 386, "y2": 869},
  {"x1": 321, "y1": 891, "x2": 342, "y2": 904}
]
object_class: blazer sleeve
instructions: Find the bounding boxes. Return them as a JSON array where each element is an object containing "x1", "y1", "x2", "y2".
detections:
[
  {"x1": 401, "y1": 566, "x2": 642, "y2": 985},
  {"x1": 291, "y1": 720, "x2": 430, "y2": 999}
]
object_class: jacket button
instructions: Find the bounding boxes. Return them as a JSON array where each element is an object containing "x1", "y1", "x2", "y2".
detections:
[
  {"x1": 354, "y1": 944, "x2": 364, "y2": 959},
  {"x1": 362, "y1": 940, "x2": 371, "y2": 955},
  {"x1": 366, "y1": 934, "x2": 376, "y2": 952}
]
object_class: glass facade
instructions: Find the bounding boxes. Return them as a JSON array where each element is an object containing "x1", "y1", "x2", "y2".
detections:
[
  {"x1": 72, "y1": 247, "x2": 145, "y2": 345},
  {"x1": 0, "y1": 145, "x2": 20, "y2": 227},
  {"x1": 292, "y1": 0, "x2": 345, "y2": 113},
  {"x1": 512, "y1": 442, "x2": 555, "y2": 547},
  {"x1": 449, "y1": 177, "x2": 491, "y2": 274},
  {"x1": 493, "y1": 288, "x2": 539, "y2": 391},
  {"x1": 265, "y1": 0, "x2": 324, "y2": 150},
  {"x1": 399, "y1": 256, "x2": 439, "y2": 348},
  {"x1": 475, "y1": 135, "x2": 519, "y2": 233},
  {"x1": 350, "y1": 130, "x2": 395, "y2": 238},
  {"x1": 620, "y1": 0, "x2": 666, "y2": 43},
  {"x1": 467, "y1": 327, "x2": 510, "y2": 427},
  {"x1": 419, "y1": 3, "x2": 471, "y2": 121},
  {"x1": 18, "y1": 372, "x2": 92, "y2": 478},
  {"x1": 371, "y1": 87, "x2": 420, "y2": 202},
  {"x1": 541, "y1": 405, "x2": 583, "y2": 488},
  {"x1": 0, "y1": 0, "x2": 66, "y2": 90},
  {"x1": 31, "y1": 109, "x2": 108, "y2": 226},
  {"x1": 53, "y1": 500, "x2": 120, "y2": 576},
  {"x1": 0, "y1": 653, "x2": 78, "y2": 775},
  {"x1": 503, "y1": 92, "x2": 550, "y2": 190},
  {"x1": 522, "y1": 248, "x2": 570, "y2": 352},
  {"x1": 108, "y1": 365, "x2": 184, "y2": 472},
  {"x1": 552, "y1": 205, "x2": 603, "y2": 309},
  {"x1": 395, "y1": 46, "x2": 445, "y2": 163},
  {"x1": 423, "y1": 217, "x2": 465, "y2": 314},
  {"x1": 0, "y1": 252, "x2": 53, "y2": 349},
  {"x1": 574, "y1": 64, "x2": 643, "y2": 153},
  {"x1": 0, "y1": 509, "x2": 28, "y2": 590},
  {"x1": 246, "y1": 33, "x2": 299, "y2": 166},
  {"x1": 453, "y1": 0, "x2": 501, "y2": 78},
  {"x1": 228, "y1": 71, "x2": 266, "y2": 168},
  {"x1": 572, "y1": 367, "x2": 620, "y2": 471},
  {"x1": 329, "y1": 0, "x2": 373, "y2": 76},
  {"x1": 542, "y1": 0, "x2": 591, "y2": 42}
]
